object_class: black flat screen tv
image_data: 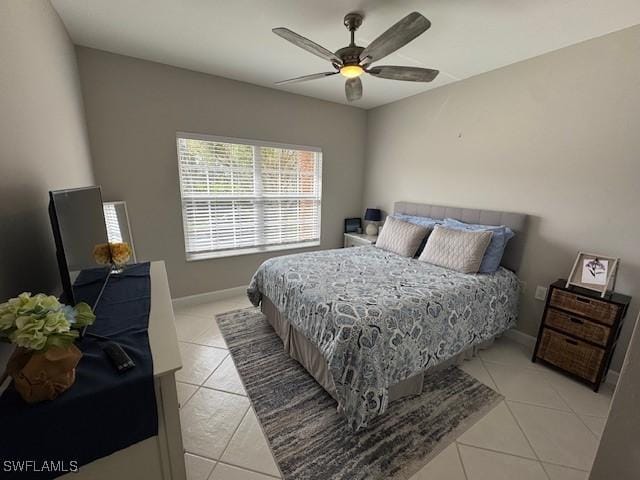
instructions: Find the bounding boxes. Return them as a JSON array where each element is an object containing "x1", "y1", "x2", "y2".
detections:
[{"x1": 49, "y1": 186, "x2": 111, "y2": 309}]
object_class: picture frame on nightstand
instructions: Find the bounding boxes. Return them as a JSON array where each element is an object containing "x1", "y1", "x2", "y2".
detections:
[
  {"x1": 566, "y1": 251, "x2": 619, "y2": 298},
  {"x1": 344, "y1": 217, "x2": 362, "y2": 234}
]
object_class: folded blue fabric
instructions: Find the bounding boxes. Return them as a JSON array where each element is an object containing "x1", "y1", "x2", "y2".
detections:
[{"x1": 443, "y1": 218, "x2": 515, "y2": 273}]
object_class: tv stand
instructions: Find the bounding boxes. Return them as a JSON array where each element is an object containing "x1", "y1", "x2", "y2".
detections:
[{"x1": 60, "y1": 261, "x2": 186, "y2": 480}]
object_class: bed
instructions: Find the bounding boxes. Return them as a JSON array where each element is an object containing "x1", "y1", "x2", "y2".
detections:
[{"x1": 247, "y1": 201, "x2": 528, "y2": 431}]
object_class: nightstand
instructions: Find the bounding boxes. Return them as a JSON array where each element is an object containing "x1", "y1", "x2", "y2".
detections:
[
  {"x1": 343, "y1": 232, "x2": 377, "y2": 248},
  {"x1": 532, "y1": 279, "x2": 631, "y2": 391}
]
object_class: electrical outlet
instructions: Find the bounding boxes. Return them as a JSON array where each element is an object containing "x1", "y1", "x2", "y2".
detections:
[{"x1": 535, "y1": 286, "x2": 548, "y2": 301}]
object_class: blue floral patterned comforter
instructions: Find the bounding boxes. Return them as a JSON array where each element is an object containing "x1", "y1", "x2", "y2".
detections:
[{"x1": 247, "y1": 246, "x2": 519, "y2": 431}]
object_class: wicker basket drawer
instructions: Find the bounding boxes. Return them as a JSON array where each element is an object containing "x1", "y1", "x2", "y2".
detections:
[
  {"x1": 537, "y1": 329, "x2": 604, "y2": 382},
  {"x1": 544, "y1": 308, "x2": 611, "y2": 346},
  {"x1": 550, "y1": 289, "x2": 618, "y2": 325}
]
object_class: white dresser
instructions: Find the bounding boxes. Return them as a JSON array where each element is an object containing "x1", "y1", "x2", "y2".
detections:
[{"x1": 61, "y1": 261, "x2": 186, "y2": 480}]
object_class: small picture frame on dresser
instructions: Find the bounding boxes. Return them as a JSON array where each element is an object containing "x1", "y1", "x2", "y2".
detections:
[{"x1": 566, "y1": 252, "x2": 619, "y2": 298}]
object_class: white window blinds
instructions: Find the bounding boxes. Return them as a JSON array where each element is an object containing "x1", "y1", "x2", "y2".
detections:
[
  {"x1": 176, "y1": 133, "x2": 322, "y2": 260},
  {"x1": 103, "y1": 203, "x2": 123, "y2": 243}
]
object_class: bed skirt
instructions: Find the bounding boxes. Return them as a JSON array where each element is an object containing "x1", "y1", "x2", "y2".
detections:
[
  {"x1": 260, "y1": 295, "x2": 496, "y2": 405},
  {"x1": 262, "y1": 295, "x2": 424, "y2": 402}
]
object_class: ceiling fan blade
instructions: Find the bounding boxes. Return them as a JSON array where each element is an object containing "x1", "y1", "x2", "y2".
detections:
[
  {"x1": 273, "y1": 27, "x2": 342, "y2": 65},
  {"x1": 345, "y1": 77, "x2": 362, "y2": 102},
  {"x1": 368, "y1": 65, "x2": 439, "y2": 82},
  {"x1": 275, "y1": 71, "x2": 338, "y2": 86},
  {"x1": 359, "y1": 12, "x2": 431, "y2": 65}
]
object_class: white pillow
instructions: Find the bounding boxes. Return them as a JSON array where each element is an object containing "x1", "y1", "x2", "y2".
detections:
[
  {"x1": 375, "y1": 216, "x2": 429, "y2": 257},
  {"x1": 419, "y1": 225, "x2": 493, "y2": 273}
]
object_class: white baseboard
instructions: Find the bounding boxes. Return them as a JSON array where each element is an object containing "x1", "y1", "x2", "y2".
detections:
[
  {"x1": 172, "y1": 285, "x2": 247, "y2": 309},
  {"x1": 604, "y1": 369, "x2": 619, "y2": 387},
  {"x1": 504, "y1": 327, "x2": 619, "y2": 387},
  {"x1": 503, "y1": 328, "x2": 537, "y2": 349}
]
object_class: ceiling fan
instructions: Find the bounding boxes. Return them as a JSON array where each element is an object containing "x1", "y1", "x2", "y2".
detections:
[{"x1": 273, "y1": 12, "x2": 439, "y2": 102}]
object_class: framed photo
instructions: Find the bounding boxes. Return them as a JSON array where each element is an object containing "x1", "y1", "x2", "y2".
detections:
[
  {"x1": 566, "y1": 252, "x2": 619, "y2": 297},
  {"x1": 344, "y1": 217, "x2": 362, "y2": 234}
]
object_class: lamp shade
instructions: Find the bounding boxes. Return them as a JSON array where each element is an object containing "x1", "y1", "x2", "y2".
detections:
[{"x1": 364, "y1": 208, "x2": 382, "y2": 222}]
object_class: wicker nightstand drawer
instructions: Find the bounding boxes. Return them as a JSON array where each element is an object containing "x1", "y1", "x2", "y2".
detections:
[
  {"x1": 534, "y1": 280, "x2": 631, "y2": 391},
  {"x1": 544, "y1": 308, "x2": 611, "y2": 346},
  {"x1": 537, "y1": 328, "x2": 605, "y2": 383},
  {"x1": 550, "y1": 289, "x2": 618, "y2": 326}
]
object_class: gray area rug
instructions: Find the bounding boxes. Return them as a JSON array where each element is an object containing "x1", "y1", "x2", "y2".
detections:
[{"x1": 217, "y1": 307, "x2": 503, "y2": 480}]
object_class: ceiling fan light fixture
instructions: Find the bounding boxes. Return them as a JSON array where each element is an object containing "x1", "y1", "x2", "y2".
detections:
[{"x1": 340, "y1": 65, "x2": 364, "y2": 78}]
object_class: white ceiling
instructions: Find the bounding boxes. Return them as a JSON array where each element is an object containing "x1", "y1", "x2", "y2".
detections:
[{"x1": 52, "y1": 0, "x2": 640, "y2": 109}]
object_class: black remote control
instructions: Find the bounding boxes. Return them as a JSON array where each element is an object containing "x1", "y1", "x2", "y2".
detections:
[{"x1": 103, "y1": 342, "x2": 135, "y2": 372}]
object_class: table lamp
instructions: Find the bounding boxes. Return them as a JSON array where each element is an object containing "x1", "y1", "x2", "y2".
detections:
[{"x1": 364, "y1": 208, "x2": 382, "y2": 236}]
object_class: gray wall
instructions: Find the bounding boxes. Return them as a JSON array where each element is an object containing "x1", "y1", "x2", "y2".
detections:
[
  {"x1": 590, "y1": 311, "x2": 640, "y2": 480},
  {"x1": 0, "y1": 0, "x2": 94, "y2": 301},
  {"x1": 363, "y1": 25, "x2": 640, "y2": 371},
  {"x1": 76, "y1": 47, "x2": 367, "y2": 298}
]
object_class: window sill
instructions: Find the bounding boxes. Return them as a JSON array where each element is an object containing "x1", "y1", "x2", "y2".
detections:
[{"x1": 186, "y1": 241, "x2": 321, "y2": 261}]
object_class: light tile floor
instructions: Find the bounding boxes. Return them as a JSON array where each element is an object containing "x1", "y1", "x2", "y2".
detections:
[{"x1": 174, "y1": 295, "x2": 612, "y2": 480}]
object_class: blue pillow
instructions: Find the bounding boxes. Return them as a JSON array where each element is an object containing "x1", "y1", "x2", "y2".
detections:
[
  {"x1": 443, "y1": 218, "x2": 515, "y2": 273},
  {"x1": 393, "y1": 214, "x2": 441, "y2": 229}
]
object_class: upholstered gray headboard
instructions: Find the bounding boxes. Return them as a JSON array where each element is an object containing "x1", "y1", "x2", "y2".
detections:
[{"x1": 394, "y1": 201, "x2": 528, "y2": 273}]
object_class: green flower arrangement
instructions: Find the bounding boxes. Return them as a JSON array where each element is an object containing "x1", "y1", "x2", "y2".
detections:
[{"x1": 0, "y1": 293, "x2": 95, "y2": 351}]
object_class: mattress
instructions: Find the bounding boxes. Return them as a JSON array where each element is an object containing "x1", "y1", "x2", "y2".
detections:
[{"x1": 248, "y1": 245, "x2": 519, "y2": 430}]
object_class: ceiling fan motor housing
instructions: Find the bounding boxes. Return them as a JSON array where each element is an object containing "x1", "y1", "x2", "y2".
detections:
[{"x1": 335, "y1": 45, "x2": 365, "y2": 67}]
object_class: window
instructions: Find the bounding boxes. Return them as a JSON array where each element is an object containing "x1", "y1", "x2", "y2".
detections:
[
  {"x1": 176, "y1": 132, "x2": 322, "y2": 260},
  {"x1": 103, "y1": 203, "x2": 123, "y2": 243}
]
